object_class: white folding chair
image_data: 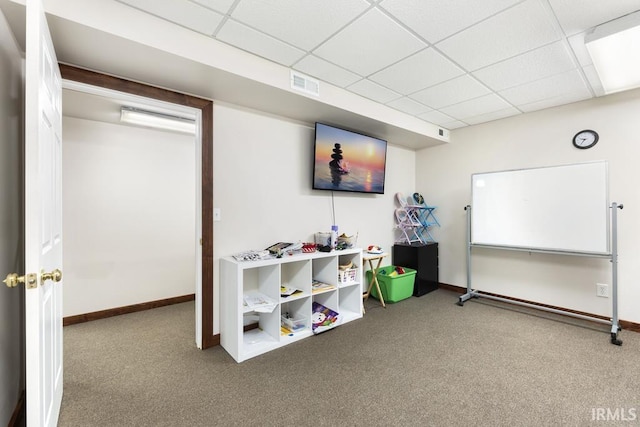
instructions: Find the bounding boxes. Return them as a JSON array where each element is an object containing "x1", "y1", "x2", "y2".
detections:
[
  {"x1": 395, "y1": 192, "x2": 422, "y2": 223},
  {"x1": 394, "y1": 207, "x2": 424, "y2": 244}
]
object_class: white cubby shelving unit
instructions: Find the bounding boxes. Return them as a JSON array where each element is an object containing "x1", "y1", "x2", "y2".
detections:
[{"x1": 220, "y1": 248, "x2": 363, "y2": 362}]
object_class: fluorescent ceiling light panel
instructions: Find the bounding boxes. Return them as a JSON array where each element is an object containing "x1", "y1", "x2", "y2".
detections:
[
  {"x1": 120, "y1": 107, "x2": 196, "y2": 134},
  {"x1": 585, "y1": 11, "x2": 640, "y2": 94}
]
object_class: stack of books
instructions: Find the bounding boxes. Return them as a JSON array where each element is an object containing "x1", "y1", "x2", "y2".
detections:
[{"x1": 311, "y1": 280, "x2": 336, "y2": 294}]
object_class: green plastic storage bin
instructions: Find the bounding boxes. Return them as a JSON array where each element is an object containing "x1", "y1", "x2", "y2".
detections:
[{"x1": 366, "y1": 265, "x2": 416, "y2": 303}]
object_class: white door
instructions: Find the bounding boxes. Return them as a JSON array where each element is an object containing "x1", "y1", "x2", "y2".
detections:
[{"x1": 25, "y1": 0, "x2": 64, "y2": 425}]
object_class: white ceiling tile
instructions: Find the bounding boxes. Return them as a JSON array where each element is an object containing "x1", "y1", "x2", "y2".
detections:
[
  {"x1": 217, "y1": 20, "x2": 306, "y2": 66},
  {"x1": 439, "y1": 94, "x2": 513, "y2": 120},
  {"x1": 518, "y1": 90, "x2": 592, "y2": 112},
  {"x1": 410, "y1": 75, "x2": 491, "y2": 109},
  {"x1": 386, "y1": 97, "x2": 432, "y2": 115},
  {"x1": 111, "y1": 0, "x2": 635, "y2": 134},
  {"x1": 567, "y1": 32, "x2": 593, "y2": 66},
  {"x1": 369, "y1": 48, "x2": 465, "y2": 95},
  {"x1": 294, "y1": 55, "x2": 362, "y2": 88},
  {"x1": 379, "y1": 0, "x2": 521, "y2": 43},
  {"x1": 230, "y1": 0, "x2": 369, "y2": 50},
  {"x1": 463, "y1": 107, "x2": 521, "y2": 125},
  {"x1": 499, "y1": 69, "x2": 590, "y2": 105},
  {"x1": 436, "y1": 0, "x2": 561, "y2": 71},
  {"x1": 473, "y1": 42, "x2": 577, "y2": 91},
  {"x1": 117, "y1": 0, "x2": 223, "y2": 35},
  {"x1": 418, "y1": 110, "x2": 457, "y2": 126},
  {"x1": 191, "y1": 0, "x2": 235, "y2": 14},
  {"x1": 313, "y1": 8, "x2": 426, "y2": 76},
  {"x1": 441, "y1": 120, "x2": 468, "y2": 130},
  {"x1": 347, "y1": 80, "x2": 402, "y2": 103},
  {"x1": 548, "y1": 0, "x2": 640, "y2": 36}
]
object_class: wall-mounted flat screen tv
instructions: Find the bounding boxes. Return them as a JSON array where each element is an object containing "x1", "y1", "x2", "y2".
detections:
[{"x1": 312, "y1": 122, "x2": 387, "y2": 194}]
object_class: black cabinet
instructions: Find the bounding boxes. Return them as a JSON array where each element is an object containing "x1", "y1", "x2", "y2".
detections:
[{"x1": 392, "y1": 243, "x2": 438, "y2": 297}]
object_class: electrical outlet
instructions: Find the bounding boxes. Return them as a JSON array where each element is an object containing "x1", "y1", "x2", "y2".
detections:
[
  {"x1": 596, "y1": 283, "x2": 609, "y2": 298},
  {"x1": 213, "y1": 208, "x2": 221, "y2": 222}
]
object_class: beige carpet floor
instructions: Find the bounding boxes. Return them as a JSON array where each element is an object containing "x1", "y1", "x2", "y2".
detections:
[{"x1": 59, "y1": 289, "x2": 640, "y2": 426}]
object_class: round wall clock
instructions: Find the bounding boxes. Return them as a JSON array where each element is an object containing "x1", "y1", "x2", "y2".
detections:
[{"x1": 572, "y1": 129, "x2": 599, "y2": 149}]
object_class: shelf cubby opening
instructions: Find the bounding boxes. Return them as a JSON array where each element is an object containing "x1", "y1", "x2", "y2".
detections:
[
  {"x1": 281, "y1": 297, "x2": 311, "y2": 337},
  {"x1": 242, "y1": 309, "x2": 279, "y2": 349},
  {"x1": 338, "y1": 285, "x2": 362, "y2": 322},
  {"x1": 242, "y1": 264, "x2": 279, "y2": 301},
  {"x1": 281, "y1": 260, "x2": 312, "y2": 300},
  {"x1": 312, "y1": 256, "x2": 338, "y2": 286}
]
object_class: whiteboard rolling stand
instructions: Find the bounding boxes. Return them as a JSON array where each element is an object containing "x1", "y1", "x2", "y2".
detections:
[{"x1": 458, "y1": 203, "x2": 624, "y2": 346}]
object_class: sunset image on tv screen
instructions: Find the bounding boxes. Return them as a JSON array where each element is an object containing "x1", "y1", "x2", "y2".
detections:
[{"x1": 313, "y1": 123, "x2": 387, "y2": 194}]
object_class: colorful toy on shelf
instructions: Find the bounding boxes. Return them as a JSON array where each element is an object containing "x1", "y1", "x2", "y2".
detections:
[
  {"x1": 302, "y1": 242, "x2": 317, "y2": 253},
  {"x1": 311, "y1": 302, "x2": 339, "y2": 334}
]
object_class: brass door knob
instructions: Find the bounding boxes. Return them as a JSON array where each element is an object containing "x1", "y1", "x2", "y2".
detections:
[
  {"x1": 3, "y1": 273, "x2": 38, "y2": 289},
  {"x1": 41, "y1": 269, "x2": 62, "y2": 283},
  {"x1": 3, "y1": 273, "x2": 20, "y2": 288}
]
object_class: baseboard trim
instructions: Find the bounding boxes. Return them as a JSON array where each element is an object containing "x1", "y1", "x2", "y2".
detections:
[
  {"x1": 208, "y1": 334, "x2": 221, "y2": 347},
  {"x1": 438, "y1": 283, "x2": 467, "y2": 295},
  {"x1": 8, "y1": 389, "x2": 25, "y2": 427},
  {"x1": 438, "y1": 283, "x2": 640, "y2": 333},
  {"x1": 63, "y1": 294, "x2": 196, "y2": 326},
  {"x1": 244, "y1": 323, "x2": 259, "y2": 332}
]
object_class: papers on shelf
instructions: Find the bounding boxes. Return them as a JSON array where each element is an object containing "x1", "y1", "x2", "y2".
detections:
[
  {"x1": 280, "y1": 285, "x2": 303, "y2": 298},
  {"x1": 243, "y1": 292, "x2": 277, "y2": 313},
  {"x1": 311, "y1": 280, "x2": 336, "y2": 294},
  {"x1": 232, "y1": 250, "x2": 270, "y2": 262}
]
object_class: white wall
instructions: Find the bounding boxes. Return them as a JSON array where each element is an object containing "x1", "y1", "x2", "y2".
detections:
[
  {"x1": 0, "y1": 8, "x2": 23, "y2": 425},
  {"x1": 416, "y1": 88, "x2": 640, "y2": 324},
  {"x1": 62, "y1": 117, "x2": 196, "y2": 317},
  {"x1": 212, "y1": 104, "x2": 416, "y2": 333}
]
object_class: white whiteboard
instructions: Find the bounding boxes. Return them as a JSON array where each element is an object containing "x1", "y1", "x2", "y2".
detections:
[{"x1": 471, "y1": 161, "x2": 610, "y2": 255}]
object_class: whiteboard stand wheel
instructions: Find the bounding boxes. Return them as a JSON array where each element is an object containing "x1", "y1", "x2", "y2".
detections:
[
  {"x1": 456, "y1": 299, "x2": 464, "y2": 307},
  {"x1": 610, "y1": 333, "x2": 623, "y2": 346}
]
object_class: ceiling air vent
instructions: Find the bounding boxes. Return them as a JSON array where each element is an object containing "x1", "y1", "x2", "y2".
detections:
[{"x1": 290, "y1": 71, "x2": 320, "y2": 97}]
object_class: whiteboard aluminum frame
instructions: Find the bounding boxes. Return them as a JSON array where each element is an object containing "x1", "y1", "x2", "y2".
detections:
[
  {"x1": 470, "y1": 161, "x2": 610, "y2": 256},
  {"x1": 469, "y1": 244, "x2": 611, "y2": 258},
  {"x1": 459, "y1": 203, "x2": 623, "y2": 345}
]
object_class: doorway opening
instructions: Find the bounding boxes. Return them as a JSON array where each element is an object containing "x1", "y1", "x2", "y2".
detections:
[{"x1": 60, "y1": 64, "x2": 215, "y2": 349}]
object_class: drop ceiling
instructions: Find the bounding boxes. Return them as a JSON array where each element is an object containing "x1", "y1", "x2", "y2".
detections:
[
  {"x1": 112, "y1": 0, "x2": 639, "y2": 130},
  {"x1": 1, "y1": 0, "x2": 639, "y2": 149}
]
